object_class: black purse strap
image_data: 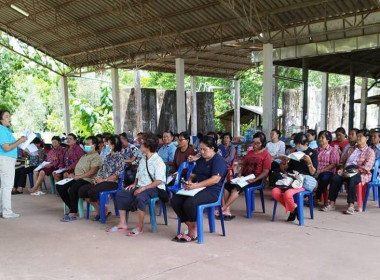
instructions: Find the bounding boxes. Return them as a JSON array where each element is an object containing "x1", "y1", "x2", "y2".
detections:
[{"x1": 145, "y1": 158, "x2": 154, "y2": 182}]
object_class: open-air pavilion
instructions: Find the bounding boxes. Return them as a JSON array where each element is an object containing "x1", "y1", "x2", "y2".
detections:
[{"x1": 1, "y1": 1, "x2": 380, "y2": 279}]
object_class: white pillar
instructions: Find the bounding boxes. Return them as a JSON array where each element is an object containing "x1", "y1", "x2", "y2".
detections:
[
  {"x1": 320, "y1": 72, "x2": 329, "y2": 130},
  {"x1": 233, "y1": 79, "x2": 241, "y2": 137},
  {"x1": 262, "y1": 43, "x2": 273, "y2": 138},
  {"x1": 360, "y1": 78, "x2": 368, "y2": 129},
  {"x1": 176, "y1": 58, "x2": 186, "y2": 132},
  {"x1": 134, "y1": 69, "x2": 143, "y2": 133},
  {"x1": 190, "y1": 76, "x2": 197, "y2": 135},
  {"x1": 111, "y1": 68, "x2": 121, "y2": 134},
  {"x1": 61, "y1": 76, "x2": 70, "y2": 135}
]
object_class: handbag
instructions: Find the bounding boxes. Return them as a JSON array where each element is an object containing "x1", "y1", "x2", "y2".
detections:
[{"x1": 145, "y1": 158, "x2": 169, "y2": 203}]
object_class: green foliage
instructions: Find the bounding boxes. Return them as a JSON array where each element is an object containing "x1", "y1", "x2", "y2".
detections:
[{"x1": 142, "y1": 72, "x2": 177, "y2": 89}]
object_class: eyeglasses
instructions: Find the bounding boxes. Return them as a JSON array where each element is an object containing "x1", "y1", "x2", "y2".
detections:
[{"x1": 178, "y1": 138, "x2": 186, "y2": 141}]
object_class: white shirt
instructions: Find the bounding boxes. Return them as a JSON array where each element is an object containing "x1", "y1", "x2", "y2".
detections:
[{"x1": 266, "y1": 141, "x2": 286, "y2": 163}]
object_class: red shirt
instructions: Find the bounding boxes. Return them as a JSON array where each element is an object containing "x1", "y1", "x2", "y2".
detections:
[
  {"x1": 330, "y1": 140, "x2": 349, "y2": 153},
  {"x1": 241, "y1": 149, "x2": 272, "y2": 177}
]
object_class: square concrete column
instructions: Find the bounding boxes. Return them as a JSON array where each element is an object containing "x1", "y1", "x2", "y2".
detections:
[
  {"x1": 134, "y1": 69, "x2": 143, "y2": 133},
  {"x1": 360, "y1": 77, "x2": 368, "y2": 129},
  {"x1": 176, "y1": 58, "x2": 186, "y2": 132},
  {"x1": 302, "y1": 58, "x2": 309, "y2": 127},
  {"x1": 61, "y1": 76, "x2": 70, "y2": 134},
  {"x1": 190, "y1": 76, "x2": 197, "y2": 135},
  {"x1": 320, "y1": 72, "x2": 329, "y2": 130},
  {"x1": 349, "y1": 64, "x2": 355, "y2": 130},
  {"x1": 111, "y1": 68, "x2": 121, "y2": 134},
  {"x1": 262, "y1": 43, "x2": 273, "y2": 137},
  {"x1": 233, "y1": 79, "x2": 241, "y2": 137}
]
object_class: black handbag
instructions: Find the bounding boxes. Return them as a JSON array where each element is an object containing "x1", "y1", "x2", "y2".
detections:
[{"x1": 145, "y1": 158, "x2": 169, "y2": 203}]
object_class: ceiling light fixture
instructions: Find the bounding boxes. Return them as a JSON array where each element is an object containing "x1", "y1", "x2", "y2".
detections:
[{"x1": 11, "y1": 4, "x2": 29, "y2": 17}]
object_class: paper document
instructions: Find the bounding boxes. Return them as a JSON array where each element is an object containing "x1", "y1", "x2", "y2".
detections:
[
  {"x1": 166, "y1": 173, "x2": 176, "y2": 184},
  {"x1": 287, "y1": 151, "x2": 305, "y2": 162},
  {"x1": 54, "y1": 168, "x2": 66, "y2": 174},
  {"x1": 176, "y1": 187, "x2": 206, "y2": 197},
  {"x1": 25, "y1": 143, "x2": 38, "y2": 155},
  {"x1": 55, "y1": 178, "x2": 73, "y2": 185},
  {"x1": 18, "y1": 130, "x2": 37, "y2": 150},
  {"x1": 230, "y1": 174, "x2": 256, "y2": 188},
  {"x1": 34, "y1": 161, "x2": 51, "y2": 172}
]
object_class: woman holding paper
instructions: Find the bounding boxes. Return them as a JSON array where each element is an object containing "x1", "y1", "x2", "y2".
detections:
[
  {"x1": 0, "y1": 109, "x2": 26, "y2": 218},
  {"x1": 12, "y1": 137, "x2": 46, "y2": 195},
  {"x1": 170, "y1": 136, "x2": 227, "y2": 242},
  {"x1": 111, "y1": 133, "x2": 166, "y2": 236},
  {"x1": 169, "y1": 131, "x2": 196, "y2": 179},
  {"x1": 29, "y1": 136, "x2": 64, "y2": 195},
  {"x1": 271, "y1": 132, "x2": 318, "y2": 222},
  {"x1": 221, "y1": 132, "x2": 271, "y2": 220}
]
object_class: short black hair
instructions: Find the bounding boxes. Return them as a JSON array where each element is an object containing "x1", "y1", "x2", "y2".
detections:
[
  {"x1": 51, "y1": 136, "x2": 61, "y2": 143},
  {"x1": 350, "y1": 128, "x2": 360, "y2": 135},
  {"x1": 179, "y1": 131, "x2": 190, "y2": 143},
  {"x1": 222, "y1": 132, "x2": 232, "y2": 142},
  {"x1": 32, "y1": 137, "x2": 42, "y2": 145},
  {"x1": 207, "y1": 131, "x2": 218, "y2": 141},
  {"x1": 358, "y1": 128, "x2": 371, "y2": 143},
  {"x1": 294, "y1": 132, "x2": 308, "y2": 145},
  {"x1": 119, "y1": 132, "x2": 127, "y2": 139},
  {"x1": 0, "y1": 109, "x2": 10, "y2": 121},
  {"x1": 307, "y1": 129, "x2": 316, "y2": 137},
  {"x1": 197, "y1": 132, "x2": 203, "y2": 139},
  {"x1": 163, "y1": 130, "x2": 174, "y2": 137},
  {"x1": 271, "y1": 129, "x2": 281, "y2": 138},
  {"x1": 108, "y1": 135, "x2": 122, "y2": 152},
  {"x1": 141, "y1": 132, "x2": 159, "y2": 152},
  {"x1": 67, "y1": 133, "x2": 77, "y2": 141},
  {"x1": 318, "y1": 130, "x2": 332, "y2": 143},
  {"x1": 200, "y1": 136, "x2": 218, "y2": 152},
  {"x1": 253, "y1": 132, "x2": 267, "y2": 149},
  {"x1": 86, "y1": 136, "x2": 99, "y2": 151}
]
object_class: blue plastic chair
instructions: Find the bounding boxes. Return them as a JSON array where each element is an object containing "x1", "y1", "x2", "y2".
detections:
[
  {"x1": 87, "y1": 170, "x2": 125, "y2": 224},
  {"x1": 167, "y1": 161, "x2": 196, "y2": 196},
  {"x1": 177, "y1": 181, "x2": 226, "y2": 244},
  {"x1": 272, "y1": 189, "x2": 314, "y2": 226},
  {"x1": 363, "y1": 158, "x2": 380, "y2": 211},
  {"x1": 147, "y1": 197, "x2": 168, "y2": 233},
  {"x1": 244, "y1": 179, "x2": 265, "y2": 218}
]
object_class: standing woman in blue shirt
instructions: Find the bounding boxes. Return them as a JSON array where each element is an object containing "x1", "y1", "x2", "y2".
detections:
[{"x1": 0, "y1": 110, "x2": 26, "y2": 218}]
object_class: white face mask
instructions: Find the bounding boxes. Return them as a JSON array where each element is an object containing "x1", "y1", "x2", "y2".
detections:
[{"x1": 296, "y1": 146, "x2": 307, "y2": 152}]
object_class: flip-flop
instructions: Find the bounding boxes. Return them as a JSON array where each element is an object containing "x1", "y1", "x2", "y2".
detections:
[
  {"x1": 223, "y1": 215, "x2": 236, "y2": 221},
  {"x1": 106, "y1": 226, "x2": 127, "y2": 233},
  {"x1": 93, "y1": 212, "x2": 112, "y2": 222},
  {"x1": 171, "y1": 233, "x2": 184, "y2": 241},
  {"x1": 127, "y1": 228, "x2": 143, "y2": 237},
  {"x1": 178, "y1": 234, "x2": 197, "y2": 243}
]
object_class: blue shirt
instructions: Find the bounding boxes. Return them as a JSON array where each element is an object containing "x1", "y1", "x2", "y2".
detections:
[
  {"x1": 218, "y1": 144, "x2": 227, "y2": 157},
  {"x1": 192, "y1": 153, "x2": 227, "y2": 196},
  {"x1": 0, "y1": 125, "x2": 17, "y2": 158},
  {"x1": 158, "y1": 143, "x2": 176, "y2": 163}
]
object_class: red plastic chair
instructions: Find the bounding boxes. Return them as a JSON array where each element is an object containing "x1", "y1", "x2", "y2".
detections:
[{"x1": 226, "y1": 148, "x2": 237, "y2": 182}]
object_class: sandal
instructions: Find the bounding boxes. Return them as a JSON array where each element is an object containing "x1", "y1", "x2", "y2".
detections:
[
  {"x1": 106, "y1": 226, "x2": 127, "y2": 232},
  {"x1": 127, "y1": 228, "x2": 143, "y2": 237},
  {"x1": 171, "y1": 233, "x2": 184, "y2": 241},
  {"x1": 345, "y1": 206, "x2": 355, "y2": 215},
  {"x1": 178, "y1": 234, "x2": 197, "y2": 243},
  {"x1": 223, "y1": 215, "x2": 236, "y2": 221},
  {"x1": 93, "y1": 212, "x2": 112, "y2": 221}
]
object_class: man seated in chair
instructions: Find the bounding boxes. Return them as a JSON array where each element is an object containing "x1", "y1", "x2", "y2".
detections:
[{"x1": 220, "y1": 132, "x2": 271, "y2": 220}]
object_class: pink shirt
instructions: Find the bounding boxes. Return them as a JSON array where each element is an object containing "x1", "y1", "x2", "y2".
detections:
[
  {"x1": 317, "y1": 145, "x2": 340, "y2": 173},
  {"x1": 46, "y1": 146, "x2": 65, "y2": 169},
  {"x1": 63, "y1": 144, "x2": 85, "y2": 173}
]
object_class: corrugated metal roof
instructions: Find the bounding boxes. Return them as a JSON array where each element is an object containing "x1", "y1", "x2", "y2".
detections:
[{"x1": 0, "y1": 0, "x2": 379, "y2": 78}]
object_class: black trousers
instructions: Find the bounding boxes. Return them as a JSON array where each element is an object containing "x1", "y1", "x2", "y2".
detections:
[
  {"x1": 78, "y1": 181, "x2": 118, "y2": 202},
  {"x1": 56, "y1": 179, "x2": 88, "y2": 213},
  {"x1": 328, "y1": 173, "x2": 362, "y2": 204},
  {"x1": 171, "y1": 189, "x2": 218, "y2": 222},
  {"x1": 315, "y1": 171, "x2": 334, "y2": 199},
  {"x1": 14, "y1": 166, "x2": 36, "y2": 188},
  {"x1": 115, "y1": 187, "x2": 159, "y2": 212}
]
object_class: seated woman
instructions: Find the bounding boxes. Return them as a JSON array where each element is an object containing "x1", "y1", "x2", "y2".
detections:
[
  {"x1": 222, "y1": 132, "x2": 271, "y2": 219},
  {"x1": 29, "y1": 136, "x2": 64, "y2": 194},
  {"x1": 222, "y1": 132, "x2": 236, "y2": 167},
  {"x1": 322, "y1": 129, "x2": 375, "y2": 215},
  {"x1": 120, "y1": 132, "x2": 142, "y2": 186},
  {"x1": 170, "y1": 131, "x2": 196, "y2": 179},
  {"x1": 53, "y1": 133, "x2": 84, "y2": 182},
  {"x1": 110, "y1": 133, "x2": 166, "y2": 236},
  {"x1": 266, "y1": 129, "x2": 285, "y2": 186},
  {"x1": 171, "y1": 136, "x2": 227, "y2": 242},
  {"x1": 330, "y1": 127, "x2": 349, "y2": 155},
  {"x1": 12, "y1": 137, "x2": 46, "y2": 195},
  {"x1": 314, "y1": 131, "x2": 340, "y2": 206},
  {"x1": 306, "y1": 129, "x2": 318, "y2": 149},
  {"x1": 56, "y1": 136, "x2": 102, "y2": 222},
  {"x1": 271, "y1": 132, "x2": 318, "y2": 222},
  {"x1": 341, "y1": 128, "x2": 359, "y2": 158},
  {"x1": 157, "y1": 130, "x2": 177, "y2": 173},
  {"x1": 371, "y1": 129, "x2": 380, "y2": 159},
  {"x1": 79, "y1": 135, "x2": 125, "y2": 221}
]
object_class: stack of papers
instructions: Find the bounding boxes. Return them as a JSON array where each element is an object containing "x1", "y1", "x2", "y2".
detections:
[
  {"x1": 55, "y1": 178, "x2": 73, "y2": 185},
  {"x1": 18, "y1": 130, "x2": 37, "y2": 151},
  {"x1": 176, "y1": 187, "x2": 206, "y2": 197},
  {"x1": 34, "y1": 161, "x2": 51, "y2": 172},
  {"x1": 230, "y1": 174, "x2": 256, "y2": 188},
  {"x1": 54, "y1": 168, "x2": 66, "y2": 174},
  {"x1": 287, "y1": 151, "x2": 305, "y2": 162}
]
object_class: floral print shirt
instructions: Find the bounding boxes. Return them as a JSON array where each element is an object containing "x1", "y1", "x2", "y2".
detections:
[
  {"x1": 121, "y1": 143, "x2": 142, "y2": 166},
  {"x1": 97, "y1": 151, "x2": 125, "y2": 181}
]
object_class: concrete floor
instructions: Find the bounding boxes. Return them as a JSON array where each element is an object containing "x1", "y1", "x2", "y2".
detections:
[{"x1": 1, "y1": 185, "x2": 379, "y2": 280}]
